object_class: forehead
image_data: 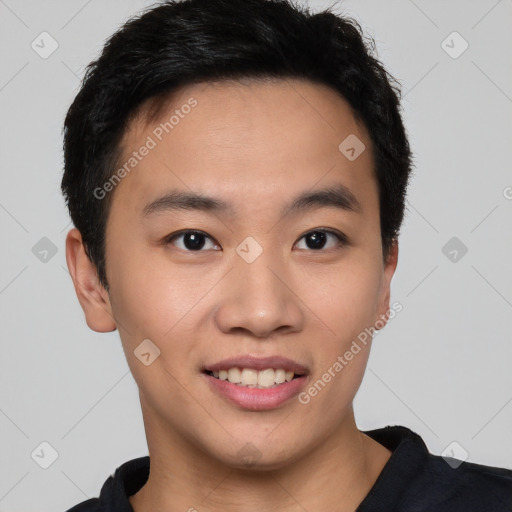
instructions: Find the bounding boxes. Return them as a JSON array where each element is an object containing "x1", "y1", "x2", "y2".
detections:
[{"x1": 112, "y1": 78, "x2": 376, "y2": 218}]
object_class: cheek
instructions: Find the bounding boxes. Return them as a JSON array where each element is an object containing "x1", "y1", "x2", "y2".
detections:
[
  {"x1": 108, "y1": 259, "x2": 203, "y2": 400},
  {"x1": 106, "y1": 241, "x2": 185, "y2": 342},
  {"x1": 296, "y1": 263, "x2": 380, "y2": 418},
  {"x1": 107, "y1": 242, "x2": 226, "y2": 365},
  {"x1": 298, "y1": 257, "x2": 382, "y2": 343}
]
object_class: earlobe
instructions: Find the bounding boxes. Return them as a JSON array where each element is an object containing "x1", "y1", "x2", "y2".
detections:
[
  {"x1": 65, "y1": 228, "x2": 117, "y2": 333},
  {"x1": 374, "y1": 240, "x2": 399, "y2": 331}
]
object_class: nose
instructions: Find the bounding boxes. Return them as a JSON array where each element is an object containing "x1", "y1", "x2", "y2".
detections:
[{"x1": 214, "y1": 252, "x2": 304, "y2": 339}]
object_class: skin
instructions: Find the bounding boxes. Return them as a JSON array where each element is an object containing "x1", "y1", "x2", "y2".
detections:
[{"x1": 66, "y1": 78, "x2": 399, "y2": 512}]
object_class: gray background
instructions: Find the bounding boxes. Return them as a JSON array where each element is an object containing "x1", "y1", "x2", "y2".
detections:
[{"x1": 1, "y1": 0, "x2": 511, "y2": 510}]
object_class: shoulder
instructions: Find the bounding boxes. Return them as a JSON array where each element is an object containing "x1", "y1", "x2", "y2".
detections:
[
  {"x1": 363, "y1": 425, "x2": 512, "y2": 511},
  {"x1": 64, "y1": 456, "x2": 150, "y2": 512},
  {"x1": 413, "y1": 453, "x2": 512, "y2": 510},
  {"x1": 392, "y1": 433, "x2": 512, "y2": 511},
  {"x1": 65, "y1": 497, "x2": 99, "y2": 512}
]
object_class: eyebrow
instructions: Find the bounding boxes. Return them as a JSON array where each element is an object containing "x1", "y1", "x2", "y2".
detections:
[{"x1": 142, "y1": 184, "x2": 361, "y2": 218}]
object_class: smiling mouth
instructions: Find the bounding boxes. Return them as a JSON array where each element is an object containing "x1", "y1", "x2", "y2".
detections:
[{"x1": 203, "y1": 367, "x2": 303, "y2": 389}]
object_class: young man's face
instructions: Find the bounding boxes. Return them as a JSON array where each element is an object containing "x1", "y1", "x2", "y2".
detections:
[{"x1": 70, "y1": 78, "x2": 397, "y2": 469}]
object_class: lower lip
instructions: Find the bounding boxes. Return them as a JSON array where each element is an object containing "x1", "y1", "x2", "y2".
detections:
[{"x1": 203, "y1": 373, "x2": 308, "y2": 411}]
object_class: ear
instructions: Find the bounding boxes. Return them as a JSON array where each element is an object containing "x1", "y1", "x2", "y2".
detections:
[
  {"x1": 65, "y1": 228, "x2": 117, "y2": 332},
  {"x1": 374, "y1": 239, "x2": 399, "y2": 330}
]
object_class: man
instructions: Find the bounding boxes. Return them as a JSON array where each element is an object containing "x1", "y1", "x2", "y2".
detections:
[{"x1": 61, "y1": 0, "x2": 512, "y2": 510}]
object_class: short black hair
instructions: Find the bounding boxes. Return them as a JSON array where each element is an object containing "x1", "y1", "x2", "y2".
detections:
[{"x1": 61, "y1": 0, "x2": 412, "y2": 291}]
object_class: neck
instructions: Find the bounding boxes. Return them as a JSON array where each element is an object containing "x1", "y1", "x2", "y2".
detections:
[{"x1": 130, "y1": 403, "x2": 391, "y2": 512}]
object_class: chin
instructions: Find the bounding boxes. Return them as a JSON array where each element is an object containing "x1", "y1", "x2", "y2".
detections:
[
  {"x1": 206, "y1": 435, "x2": 307, "y2": 472},
  {"x1": 225, "y1": 451, "x2": 299, "y2": 473}
]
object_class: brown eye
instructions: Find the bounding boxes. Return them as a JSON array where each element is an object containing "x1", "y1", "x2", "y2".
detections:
[
  {"x1": 295, "y1": 229, "x2": 347, "y2": 251},
  {"x1": 164, "y1": 230, "x2": 220, "y2": 251}
]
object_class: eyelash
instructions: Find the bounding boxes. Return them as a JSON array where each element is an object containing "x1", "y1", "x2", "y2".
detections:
[{"x1": 163, "y1": 228, "x2": 348, "y2": 252}]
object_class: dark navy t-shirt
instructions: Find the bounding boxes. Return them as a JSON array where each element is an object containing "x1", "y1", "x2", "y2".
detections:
[{"x1": 66, "y1": 425, "x2": 512, "y2": 511}]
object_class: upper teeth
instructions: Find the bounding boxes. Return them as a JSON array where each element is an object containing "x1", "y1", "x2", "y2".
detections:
[{"x1": 213, "y1": 368, "x2": 295, "y2": 388}]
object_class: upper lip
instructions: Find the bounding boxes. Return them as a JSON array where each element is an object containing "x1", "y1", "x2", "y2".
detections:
[{"x1": 203, "y1": 355, "x2": 309, "y2": 375}]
